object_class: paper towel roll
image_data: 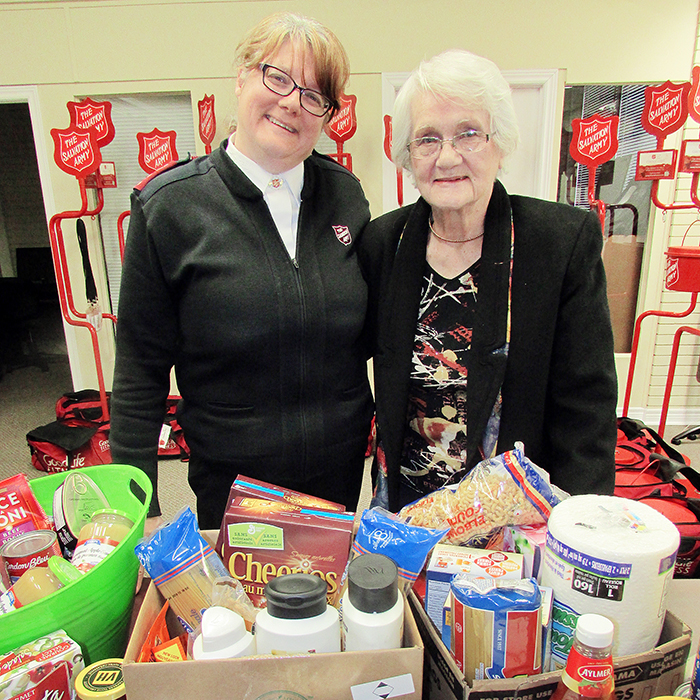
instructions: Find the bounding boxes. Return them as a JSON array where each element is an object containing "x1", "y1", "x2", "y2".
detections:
[{"x1": 541, "y1": 494, "x2": 679, "y2": 664}]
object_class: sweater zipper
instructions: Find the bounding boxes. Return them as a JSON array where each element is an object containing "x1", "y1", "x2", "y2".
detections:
[{"x1": 293, "y1": 210, "x2": 307, "y2": 472}]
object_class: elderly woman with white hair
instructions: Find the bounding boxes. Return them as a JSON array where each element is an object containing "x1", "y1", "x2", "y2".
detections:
[{"x1": 360, "y1": 49, "x2": 617, "y2": 511}]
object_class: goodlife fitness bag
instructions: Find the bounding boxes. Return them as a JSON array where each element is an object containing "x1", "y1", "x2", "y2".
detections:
[
  {"x1": 615, "y1": 416, "x2": 700, "y2": 577},
  {"x1": 27, "y1": 390, "x2": 188, "y2": 473}
]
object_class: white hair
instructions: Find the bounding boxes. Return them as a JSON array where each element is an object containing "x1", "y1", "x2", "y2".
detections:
[{"x1": 391, "y1": 49, "x2": 520, "y2": 173}]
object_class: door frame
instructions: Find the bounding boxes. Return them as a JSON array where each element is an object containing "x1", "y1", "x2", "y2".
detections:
[{"x1": 0, "y1": 84, "x2": 81, "y2": 388}]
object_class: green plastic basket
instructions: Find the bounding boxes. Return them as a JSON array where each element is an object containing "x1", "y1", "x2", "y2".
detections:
[{"x1": 0, "y1": 464, "x2": 151, "y2": 664}]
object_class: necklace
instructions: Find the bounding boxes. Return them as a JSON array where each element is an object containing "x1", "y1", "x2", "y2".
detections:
[{"x1": 429, "y1": 217, "x2": 484, "y2": 243}]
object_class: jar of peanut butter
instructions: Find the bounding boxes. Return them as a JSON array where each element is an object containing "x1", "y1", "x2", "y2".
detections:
[{"x1": 71, "y1": 509, "x2": 134, "y2": 574}]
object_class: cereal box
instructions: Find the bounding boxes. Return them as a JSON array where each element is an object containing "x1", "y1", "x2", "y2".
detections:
[
  {"x1": 425, "y1": 544, "x2": 523, "y2": 631},
  {"x1": 218, "y1": 497, "x2": 354, "y2": 607},
  {"x1": 0, "y1": 629, "x2": 85, "y2": 699},
  {"x1": 225, "y1": 476, "x2": 345, "y2": 512}
]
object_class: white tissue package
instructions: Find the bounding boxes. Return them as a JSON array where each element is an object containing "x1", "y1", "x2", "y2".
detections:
[{"x1": 541, "y1": 494, "x2": 679, "y2": 666}]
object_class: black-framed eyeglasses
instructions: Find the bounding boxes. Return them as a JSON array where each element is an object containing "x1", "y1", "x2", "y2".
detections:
[
  {"x1": 408, "y1": 129, "x2": 491, "y2": 159},
  {"x1": 260, "y1": 64, "x2": 333, "y2": 117}
]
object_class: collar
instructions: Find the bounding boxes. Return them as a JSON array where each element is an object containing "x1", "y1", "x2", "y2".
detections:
[{"x1": 225, "y1": 137, "x2": 303, "y2": 203}]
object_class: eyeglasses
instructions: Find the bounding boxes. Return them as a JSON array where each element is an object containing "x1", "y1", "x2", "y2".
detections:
[
  {"x1": 408, "y1": 129, "x2": 491, "y2": 159},
  {"x1": 260, "y1": 64, "x2": 333, "y2": 117}
]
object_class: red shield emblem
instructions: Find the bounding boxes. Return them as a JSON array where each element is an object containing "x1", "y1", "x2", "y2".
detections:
[
  {"x1": 50, "y1": 127, "x2": 101, "y2": 178},
  {"x1": 666, "y1": 257, "x2": 680, "y2": 288},
  {"x1": 570, "y1": 114, "x2": 619, "y2": 168},
  {"x1": 333, "y1": 225, "x2": 352, "y2": 246},
  {"x1": 641, "y1": 81, "x2": 691, "y2": 138},
  {"x1": 198, "y1": 94, "x2": 216, "y2": 148},
  {"x1": 689, "y1": 66, "x2": 700, "y2": 125},
  {"x1": 67, "y1": 97, "x2": 115, "y2": 147},
  {"x1": 137, "y1": 129, "x2": 179, "y2": 173},
  {"x1": 324, "y1": 93, "x2": 357, "y2": 144}
]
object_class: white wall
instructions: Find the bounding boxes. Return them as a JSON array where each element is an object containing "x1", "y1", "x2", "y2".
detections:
[{"x1": 0, "y1": 0, "x2": 698, "y2": 423}]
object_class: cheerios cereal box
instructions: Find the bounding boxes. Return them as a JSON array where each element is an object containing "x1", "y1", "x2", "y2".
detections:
[{"x1": 425, "y1": 544, "x2": 523, "y2": 631}]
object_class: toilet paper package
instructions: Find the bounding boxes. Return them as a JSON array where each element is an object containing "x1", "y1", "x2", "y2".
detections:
[{"x1": 541, "y1": 495, "x2": 680, "y2": 667}]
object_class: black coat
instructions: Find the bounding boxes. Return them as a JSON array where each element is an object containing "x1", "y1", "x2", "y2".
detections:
[
  {"x1": 111, "y1": 142, "x2": 374, "y2": 517},
  {"x1": 359, "y1": 181, "x2": 617, "y2": 511}
]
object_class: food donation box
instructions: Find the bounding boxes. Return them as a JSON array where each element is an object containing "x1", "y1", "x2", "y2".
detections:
[{"x1": 122, "y1": 531, "x2": 425, "y2": 700}]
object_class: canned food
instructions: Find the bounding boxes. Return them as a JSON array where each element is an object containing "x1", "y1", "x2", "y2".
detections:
[{"x1": 0, "y1": 530, "x2": 62, "y2": 583}]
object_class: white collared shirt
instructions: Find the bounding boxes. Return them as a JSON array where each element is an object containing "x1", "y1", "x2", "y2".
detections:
[{"x1": 225, "y1": 138, "x2": 303, "y2": 259}]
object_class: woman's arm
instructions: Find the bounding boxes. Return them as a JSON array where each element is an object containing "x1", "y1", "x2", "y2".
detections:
[
  {"x1": 110, "y1": 194, "x2": 179, "y2": 517},
  {"x1": 545, "y1": 209, "x2": 618, "y2": 495}
]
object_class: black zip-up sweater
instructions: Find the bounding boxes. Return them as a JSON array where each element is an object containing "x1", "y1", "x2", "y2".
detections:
[{"x1": 110, "y1": 141, "x2": 374, "y2": 517}]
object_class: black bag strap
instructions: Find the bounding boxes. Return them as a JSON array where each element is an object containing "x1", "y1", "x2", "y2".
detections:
[
  {"x1": 617, "y1": 416, "x2": 687, "y2": 464},
  {"x1": 77, "y1": 218, "x2": 98, "y2": 303}
]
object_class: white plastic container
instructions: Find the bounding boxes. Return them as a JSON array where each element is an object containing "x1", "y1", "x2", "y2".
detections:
[
  {"x1": 191, "y1": 606, "x2": 256, "y2": 660},
  {"x1": 341, "y1": 553, "x2": 404, "y2": 651},
  {"x1": 254, "y1": 574, "x2": 340, "y2": 654}
]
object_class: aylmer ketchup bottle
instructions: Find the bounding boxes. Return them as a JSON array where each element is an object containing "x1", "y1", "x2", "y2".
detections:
[{"x1": 550, "y1": 614, "x2": 615, "y2": 700}]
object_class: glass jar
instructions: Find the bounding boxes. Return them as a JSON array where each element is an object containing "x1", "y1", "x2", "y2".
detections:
[
  {"x1": 71, "y1": 509, "x2": 134, "y2": 574},
  {"x1": 11, "y1": 566, "x2": 62, "y2": 606}
]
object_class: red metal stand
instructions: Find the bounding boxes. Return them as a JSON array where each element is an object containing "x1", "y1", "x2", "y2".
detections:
[
  {"x1": 48, "y1": 180, "x2": 116, "y2": 423},
  {"x1": 657, "y1": 323, "x2": 700, "y2": 436},
  {"x1": 117, "y1": 210, "x2": 130, "y2": 263},
  {"x1": 622, "y1": 293, "x2": 699, "y2": 420}
]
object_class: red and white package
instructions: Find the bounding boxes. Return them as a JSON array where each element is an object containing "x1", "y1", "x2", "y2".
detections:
[
  {"x1": 0, "y1": 474, "x2": 53, "y2": 550},
  {"x1": 0, "y1": 629, "x2": 85, "y2": 699},
  {"x1": 7, "y1": 662, "x2": 72, "y2": 700}
]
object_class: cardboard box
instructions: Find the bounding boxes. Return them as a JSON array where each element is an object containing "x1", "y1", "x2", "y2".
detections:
[
  {"x1": 409, "y1": 591, "x2": 691, "y2": 700},
  {"x1": 122, "y1": 532, "x2": 424, "y2": 700},
  {"x1": 223, "y1": 475, "x2": 346, "y2": 512}
]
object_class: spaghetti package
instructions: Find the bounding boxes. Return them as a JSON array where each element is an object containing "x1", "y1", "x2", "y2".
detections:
[
  {"x1": 135, "y1": 507, "x2": 254, "y2": 633},
  {"x1": 352, "y1": 507, "x2": 448, "y2": 593},
  {"x1": 399, "y1": 444, "x2": 566, "y2": 547},
  {"x1": 450, "y1": 575, "x2": 541, "y2": 684}
]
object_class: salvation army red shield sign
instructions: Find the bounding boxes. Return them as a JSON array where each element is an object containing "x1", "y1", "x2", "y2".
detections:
[
  {"x1": 570, "y1": 114, "x2": 619, "y2": 168},
  {"x1": 198, "y1": 94, "x2": 216, "y2": 152},
  {"x1": 137, "y1": 129, "x2": 179, "y2": 173},
  {"x1": 641, "y1": 80, "x2": 691, "y2": 139},
  {"x1": 689, "y1": 66, "x2": 700, "y2": 125},
  {"x1": 50, "y1": 127, "x2": 102, "y2": 178},
  {"x1": 67, "y1": 98, "x2": 115, "y2": 147},
  {"x1": 324, "y1": 93, "x2": 357, "y2": 144}
]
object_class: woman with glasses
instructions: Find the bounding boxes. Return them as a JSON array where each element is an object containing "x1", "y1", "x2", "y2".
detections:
[
  {"x1": 359, "y1": 49, "x2": 617, "y2": 511},
  {"x1": 110, "y1": 12, "x2": 373, "y2": 530}
]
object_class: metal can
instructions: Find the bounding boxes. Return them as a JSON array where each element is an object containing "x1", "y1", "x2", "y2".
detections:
[{"x1": 0, "y1": 530, "x2": 62, "y2": 583}]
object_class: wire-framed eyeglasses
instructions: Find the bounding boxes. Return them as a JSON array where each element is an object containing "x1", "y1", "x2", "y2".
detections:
[
  {"x1": 260, "y1": 64, "x2": 333, "y2": 117},
  {"x1": 408, "y1": 129, "x2": 491, "y2": 159}
]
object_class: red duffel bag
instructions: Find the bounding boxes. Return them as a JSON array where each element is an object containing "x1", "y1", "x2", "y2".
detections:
[{"x1": 26, "y1": 420, "x2": 111, "y2": 473}]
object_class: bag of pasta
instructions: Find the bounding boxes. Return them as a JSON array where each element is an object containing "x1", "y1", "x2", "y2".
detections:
[
  {"x1": 135, "y1": 507, "x2": 256, "y2": 633},
  {"x1": 398, "y1": 443, "x2": 567, "y2": 547}
]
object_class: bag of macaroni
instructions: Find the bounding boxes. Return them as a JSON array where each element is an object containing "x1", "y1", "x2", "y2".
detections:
[{"x1": 216, "y1": 497, "x2": 354, "y2": 608}]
